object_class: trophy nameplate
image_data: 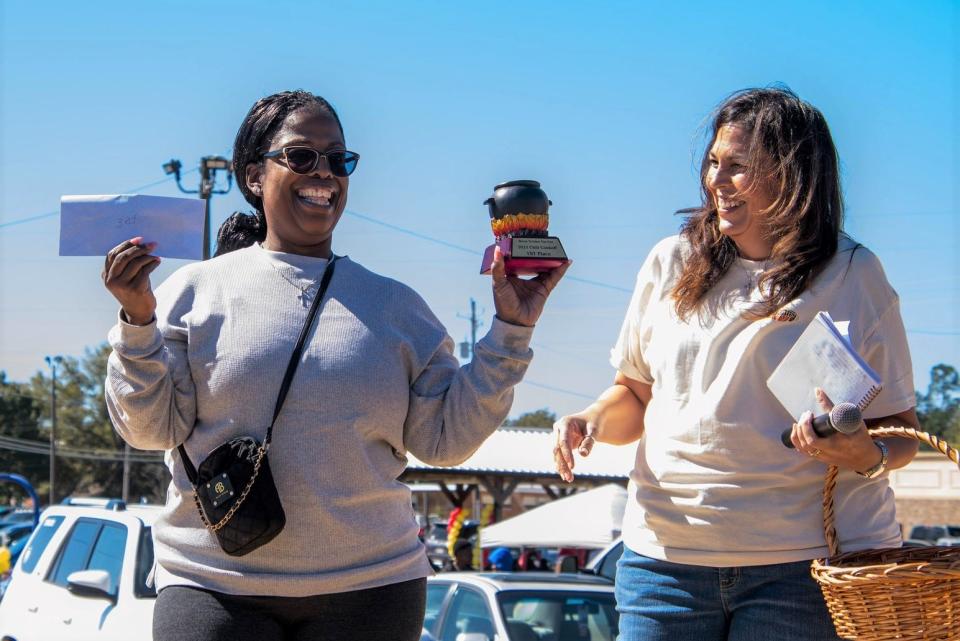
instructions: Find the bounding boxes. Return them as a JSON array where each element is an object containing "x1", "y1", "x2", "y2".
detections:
[{"x1": 479, "y1": 180, "x2": 568, "y2": 276}]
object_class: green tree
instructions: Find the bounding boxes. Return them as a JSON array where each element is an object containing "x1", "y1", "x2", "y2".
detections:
[
  {"x1": 503, "y1": 408, "x2": 556, "y2": 428},
  {"x1": 0, "y1": 371, "x2": 46, "y2": 504},
  {"x1": 28, "y1": 344, "x2": 167, "y2": 503},
  {"x1": 915, "y1": 363, "x2": 960, "y2": 446}
]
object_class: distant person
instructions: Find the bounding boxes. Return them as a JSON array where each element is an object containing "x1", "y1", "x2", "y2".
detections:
[
  {"x1": 519, "y1": 549, "x2": 538, "y2": 571},
  {"x1": 487, "y1": 546, "x2": 514, "y2": 572},
  {"x1": 522, "y1": 549, "x2": 550, "y2": 572},
  {"x1": 102, "y1": 89, "x2": 568, "y2": 641},
  {"x1": 552, "y1": 87, "x2": 920, "y2": 640},
  {"x1": 443, "y1": 539, "x2": 476, "y2": 572}
]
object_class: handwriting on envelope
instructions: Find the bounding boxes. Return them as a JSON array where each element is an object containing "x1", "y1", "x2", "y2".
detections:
[{"x1": 59, "y1": 194, "x2": 206, "y2": 260}]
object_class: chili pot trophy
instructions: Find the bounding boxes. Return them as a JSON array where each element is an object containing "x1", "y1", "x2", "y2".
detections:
[{"x1": 479, "y1": 180, "x2": 568, "y2": 276}]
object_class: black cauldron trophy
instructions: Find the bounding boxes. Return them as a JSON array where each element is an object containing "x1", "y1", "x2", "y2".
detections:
[{"x1": 479, "y1": 180, "x2": 568, "y2": 276}]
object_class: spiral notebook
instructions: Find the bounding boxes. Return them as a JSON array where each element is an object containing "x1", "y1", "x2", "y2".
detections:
[{"x1": 766, "y1": 311, "x2": 883, "y2": 421}]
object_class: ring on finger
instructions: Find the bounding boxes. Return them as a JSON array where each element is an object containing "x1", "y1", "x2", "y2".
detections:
[{"x1": 809, "y1": 448, "x2": 822, "y2": 457}]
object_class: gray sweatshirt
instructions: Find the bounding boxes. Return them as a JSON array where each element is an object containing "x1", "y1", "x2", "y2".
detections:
[{"x1": 105, "y1": 243, "x2": 533, "y2": 596}]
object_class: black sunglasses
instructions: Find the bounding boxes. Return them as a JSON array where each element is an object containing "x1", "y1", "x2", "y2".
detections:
[{"x1": 262, "y1": 146, "x2": 359, "y2": 177}]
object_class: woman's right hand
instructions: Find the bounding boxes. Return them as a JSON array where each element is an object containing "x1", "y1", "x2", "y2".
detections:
[
  {"x1": 553, "y1": 409, "x2": 599, "y2": 483},
  {"x1": 102, "y1": 237, "x2": 161, "y2": 325}
]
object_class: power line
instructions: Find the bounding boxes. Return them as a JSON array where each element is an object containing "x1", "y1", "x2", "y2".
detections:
[
  {"x1": 0, "y1": 392, "x2": 98, "y2": 409},
  {"x1": 0, "y1": 434, "x2": 163, "y2": 463},
  {"x1": 345, "y1": 209, "x2": 476, "y2": 255},
  {"x1": 0, "y1": 211, "x2": 60, "y2": 229},
  {"x1": 344, "y1": 208, "x2": 633, "y2": 293},
  {"x1": 0, "y1": 169, "x2": 198, "y2": 229},
  {"x1": 0, "y1": 192, "x2": 956, "y2": 329},
  {"x1": 519, "y1": 380, "x2": 597, "y2": 400}
]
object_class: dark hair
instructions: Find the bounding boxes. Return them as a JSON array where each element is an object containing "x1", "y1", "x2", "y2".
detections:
[
  {"x1": 214, "y1": 90, "x2": 344, "y2": 256},
  {"x1": 671, "y1": 86, "x2": 844, "y2": 320},
  {"x1": 213, "y1": 211, "x2": 267, "y2": 257}
]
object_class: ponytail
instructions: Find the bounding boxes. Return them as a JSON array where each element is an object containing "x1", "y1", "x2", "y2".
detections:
[{"x1": 213, "y1": 211, "x2": 267, "y2": 256}]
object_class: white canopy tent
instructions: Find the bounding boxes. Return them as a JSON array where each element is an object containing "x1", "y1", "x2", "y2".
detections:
[{"x1": 479, "y1": 483, "x2": 627, "y2": 549}]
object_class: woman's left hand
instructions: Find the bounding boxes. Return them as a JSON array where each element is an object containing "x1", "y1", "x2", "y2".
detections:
[
  {"x1": 789, "y1": 388, "x2": 884, "y2": 473},
  {"x1": 490, "y1": 245, "x2": 571, "y2": 327}
]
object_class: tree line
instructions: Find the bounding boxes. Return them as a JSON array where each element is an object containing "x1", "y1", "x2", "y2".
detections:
[
  {"x1": 0, "y1": 344, "x2": 167, "y2": 504},
  {"x1": 1, "y1": 344, "x2": 958, "y2": 505}
]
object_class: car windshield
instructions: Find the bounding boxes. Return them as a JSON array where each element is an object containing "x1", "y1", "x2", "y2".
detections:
[
  {"x1": 947, "y1": 526, "x2": 960, "y2": 537},
  {"x1": 910, "y1": 526, "x2": 947, "y2": 541},
  {"x1": 0, "y1": 511, "x2": 35, "y2": 526},
  {"x1": 497, "y1": 590, "x2": 618, "y2": 641}
]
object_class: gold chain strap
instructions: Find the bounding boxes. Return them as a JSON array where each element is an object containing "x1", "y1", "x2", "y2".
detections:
[{"x1": 193, "y1": 443, "x2": 269, "y2": 533}]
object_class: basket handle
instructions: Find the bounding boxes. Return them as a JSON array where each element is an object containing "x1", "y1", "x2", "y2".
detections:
[{"x1": 822, "y1": 426, "x2": 960, "y2": 557}]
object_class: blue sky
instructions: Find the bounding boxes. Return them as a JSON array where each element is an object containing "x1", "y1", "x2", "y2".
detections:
[{"x1": 1, "y1": 1, "x2": 957, "y2": 419}]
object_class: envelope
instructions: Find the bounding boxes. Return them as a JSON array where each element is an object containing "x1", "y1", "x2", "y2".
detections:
[{"x1": 59, "y1": 194, "x2": 206, "y2": 260}]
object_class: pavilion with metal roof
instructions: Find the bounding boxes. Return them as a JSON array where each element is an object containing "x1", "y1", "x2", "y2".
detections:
[{"x1": 399, "y1": 427, "x2": 635, "y2": 519}]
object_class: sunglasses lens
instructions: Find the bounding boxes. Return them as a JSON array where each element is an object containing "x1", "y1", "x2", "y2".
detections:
[
  {"x1": 328, "y1": 152, "x2": 358, "y2": 177},
  {"x1": 284, "y1": 148, "x2": 318, "y2": 174}
]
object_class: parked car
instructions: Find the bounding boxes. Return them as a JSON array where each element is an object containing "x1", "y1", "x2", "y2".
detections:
[
  {"x1": 425, "y1": 519, "x2": 479, "y2": 570},
  {"x1": 0, "y1": 510, "x2": 37, "y2": 529},
  {"x1": 902, "y1": 538, "x2": 934, "y2": 547},
  {"x1": 423, "y1": 572, "x2": 618, "y2": 641},
  {"x1": 0, "y1": 508, "x2": 21, "y2": 521},
  {"x1": 908, "y1": 524, "x2": 960, "y2": 544},
  {"x1": 582, "y1": 539, "x2": 623, "y2": 583},
  {"x1": 0, "y1": 523, "x2": 36, "y2": 566},
  {"x1": 0, "y1": 498, "x2": 159, "y2": 641}
]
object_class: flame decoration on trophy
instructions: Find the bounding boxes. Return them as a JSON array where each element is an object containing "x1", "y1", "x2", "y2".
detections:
[{"x1": 480, "y1": 180, "x2": 568, "y2": 276}]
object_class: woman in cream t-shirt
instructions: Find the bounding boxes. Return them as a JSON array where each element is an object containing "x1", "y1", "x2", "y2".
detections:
[{"x1": 552, "y1": 88, "x2": 920, "y2": 641}]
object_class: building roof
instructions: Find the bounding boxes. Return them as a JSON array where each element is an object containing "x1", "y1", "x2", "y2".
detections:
[{"x1": 405, "y1": 427, "x2": 634, "y2": 480}]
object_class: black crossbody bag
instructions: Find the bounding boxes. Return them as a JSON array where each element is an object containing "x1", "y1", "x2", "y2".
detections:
[{"x1": 177, "y1": 257, "x2": 337, "y2": 556}]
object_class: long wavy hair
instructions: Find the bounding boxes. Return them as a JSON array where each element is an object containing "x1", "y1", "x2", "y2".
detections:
[{"x1": 671, "y1": 87, "x2": 844, "y2": 320}]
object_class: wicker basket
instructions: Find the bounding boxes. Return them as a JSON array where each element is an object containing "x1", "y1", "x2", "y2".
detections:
[{"x1": 811, "y1": 426, "x2": 960, "y2": 640}]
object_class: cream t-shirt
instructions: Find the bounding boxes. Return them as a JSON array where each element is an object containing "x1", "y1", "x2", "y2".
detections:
[{"x1": 610, "y1": 234, "x2": 916, "y2": 566}]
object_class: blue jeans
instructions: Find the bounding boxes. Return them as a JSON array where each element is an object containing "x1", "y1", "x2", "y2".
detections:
[{"x1": 615, "y1": 547, "x2": 841, "y2": 641}]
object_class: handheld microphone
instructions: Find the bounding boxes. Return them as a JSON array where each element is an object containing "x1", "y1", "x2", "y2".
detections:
[{"x1": 780, "y1": 402, "x2": 862, "y2": 448}]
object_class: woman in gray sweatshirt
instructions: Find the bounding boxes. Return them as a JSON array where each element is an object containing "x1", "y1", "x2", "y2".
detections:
[{"x1": 101, "y1": 89, "x2": 569, "y2": 641}]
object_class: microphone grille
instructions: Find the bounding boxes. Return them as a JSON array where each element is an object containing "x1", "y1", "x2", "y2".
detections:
[{"x1": 831, "y1": 402, "x2": 863, "y2": 434}]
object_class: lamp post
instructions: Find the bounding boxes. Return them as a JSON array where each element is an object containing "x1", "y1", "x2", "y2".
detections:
[
  {"x1": 163, "y1": 156, "x2": 233, "y2": 260},
  {"x1": 44, "y1": 355, "x2": 62, "y2": 506}
]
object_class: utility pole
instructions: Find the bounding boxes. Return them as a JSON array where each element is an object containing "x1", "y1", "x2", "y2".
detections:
[
  {"x1": 457, "y1": 298, "x2": 483, "y2": 360},
  {"x1": 138, "y1": 156, "x2": 231, "y2": 498},
  {"x1": 44, "y1": 355, "x2": 62, "y2": 506},
  {"x1": 122, "y1": 444, "x2": 131, "y2": 503},
  {"x1": 162, "y1": 156, "x2": 233, "y2": 260}
]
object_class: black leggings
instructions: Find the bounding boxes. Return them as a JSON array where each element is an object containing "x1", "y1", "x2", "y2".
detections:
[{"x1": 153, "y1": 578, "x2": 426, "y2": 641}]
